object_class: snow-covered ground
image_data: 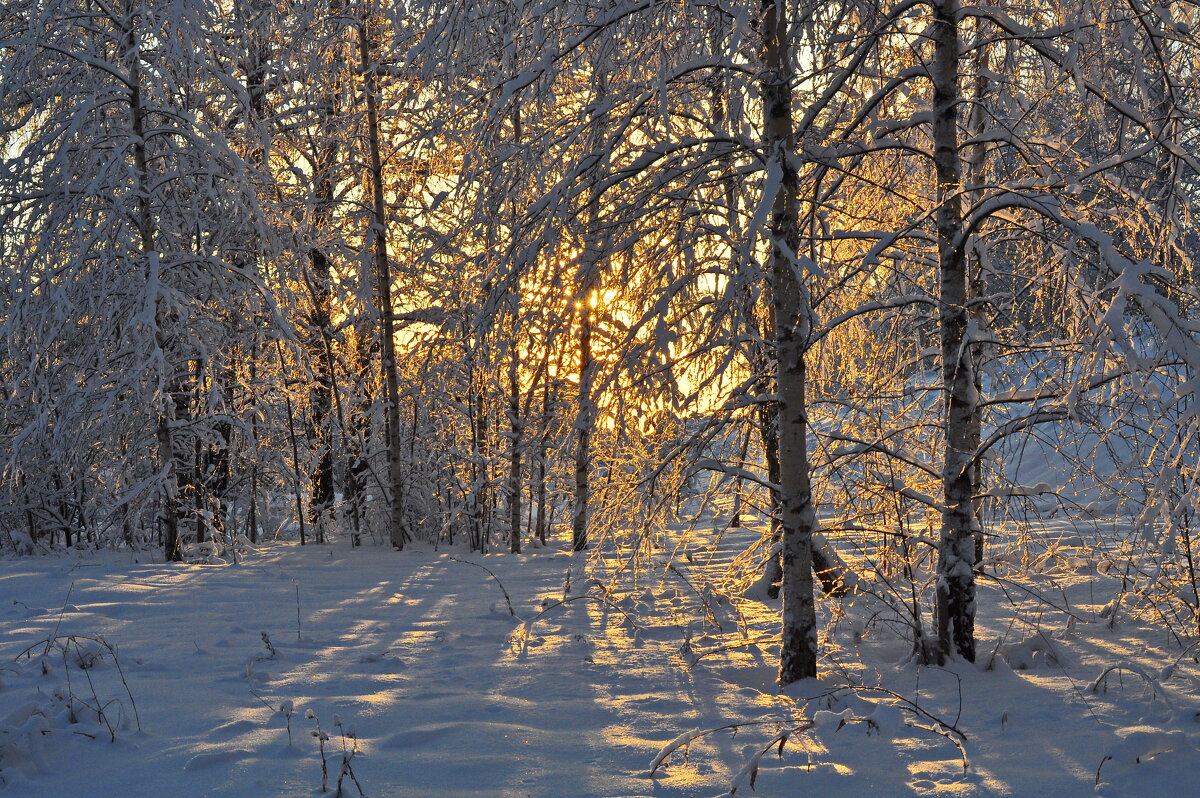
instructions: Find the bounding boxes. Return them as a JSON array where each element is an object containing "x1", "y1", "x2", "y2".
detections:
[{"x1": 1, "y1": 531, "x2": 1198, "y2": 797}]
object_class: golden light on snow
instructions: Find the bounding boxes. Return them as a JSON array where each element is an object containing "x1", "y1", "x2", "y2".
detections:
[{"x1": 905, "y1": 759, "x2": 980, "y2": 794}]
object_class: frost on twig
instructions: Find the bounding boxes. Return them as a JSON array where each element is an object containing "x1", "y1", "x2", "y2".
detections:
[{"x1": 644, "y1": 720, "x2": 812, "y2": 781}]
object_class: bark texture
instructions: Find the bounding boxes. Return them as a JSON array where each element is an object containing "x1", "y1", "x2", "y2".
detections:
[
  {"x1": 931, "y1": 0, "x2": 978, "y2": 663},
  {"x1": 761, "y1": 0, "x2": 818, "y2": 684}
]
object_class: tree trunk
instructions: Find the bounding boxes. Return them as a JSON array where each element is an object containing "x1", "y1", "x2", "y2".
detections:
[
  {"x1": 931, "y1": 0, "x2": 977, "y2": 663},
  {"x1": 534, "y1": 383, "x2": 552, "y2": 545},
  {"x1": 572, "y1": 287, "x2": 594, "y2": 552},
  {"x1": 193, "y1": 409, "x2": 205, "y2": 545},
  {"x1": 307, "y1": 249, "x2": 336, "y2": 545},
  {"x1": 508, "y1": 352, "x2": 522, "y2": 553},
  {"x1": 277, "y1": 340, "x2": 309, "y2": 546},
  {"x1": 234, "y1": 0, "x2": 271, "y2": 549},
  {"x1": 965, "y1": 48, "x2": 991, "y2": 567},
  {"x1": 123, "y1": 7, "x2": 182, "y2": 563},
  {"x1": 761, "y1": 0, "x2": 818, "y2": 684},
  {"x1": 304, "y1": 14, "x2": 340, "y2": 543},
  {"x1": 209, "y1": 364, "x2": 233, "y2": 545},
  {"x1": 573, "y1": 60, "x2": 609, "y2": 554},
  {"x1": 358, "y1": 14, "x2": 408, "y2": 550},
  {"x1": 247, "y1": 352, "x2": 260, "y2": 544},
  {"x1": 467, "y1": 350, "x2": 488, "y2": 552},
  {"x1": 345, "y1": 326, "x2": 373, "y2": 546}
]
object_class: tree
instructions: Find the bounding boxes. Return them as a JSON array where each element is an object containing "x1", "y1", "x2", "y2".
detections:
[
  {"x1": 757, "y1": 0, "x2": 820, "y2": 682},
  {"x1": 1, "y1": 0, "x2": 272, "y2": 560},
  {"x1": 784, "y1": 0, "x2": 1199, "y2": 662}
]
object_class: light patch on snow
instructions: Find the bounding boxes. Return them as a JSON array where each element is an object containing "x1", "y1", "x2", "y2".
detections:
[{"x1": 0, "y1": 535, "x2": 1198, "y2": 797}]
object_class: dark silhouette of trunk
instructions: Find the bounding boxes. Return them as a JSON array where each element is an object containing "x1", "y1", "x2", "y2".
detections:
[
  {"x1": 534, "y1": 383, "x2": 553, "y2": 545},
  {"x1": 573, "y1": 61, "x2": 609, "y2": 554},
  {"x1": 572, "y1": 286, "x2": 594, "y2": 553},
  {"x1": 965, "y1": 48, "x2": 991, "y2": 567},
  {"x1": 508, "y1": 353, "x2": 522, "y2": 554},
  {"x1": 235, "y1": 0, "x2": 272, "y2": 548},
  {"x1": 345, "y1": 326, "x2": 373, "y2": 547},
  {"x1": 304, "y1": 6, "x2": 341, "y2": 542},
  {"x1": 466, "y1": 348, "x2": 488, "y2": 552},
  {"x1": 246, "y1": 352, "x2": 260, "y2": 544},
  {"x1": 193, "y1": 406, "x2": 205, "y2": 545},
  {"x1": 277, "y1": 341, "x2": 309, "y2": 546},
  {"x1": 358, "y1": 13, "x2": 408, "y2": 549},
  {"x1": 306, "y1": 253, "x2": 335, "y2": 545},
  {"x1": 53, "y1": 472, "x2": 73, "y2": 548},
  {"x1": 121, "y1": 4, "x2": 181, "y2": 562},
  {"x1": 208, "y1": 362, "x2": 233, "y2": 545}
]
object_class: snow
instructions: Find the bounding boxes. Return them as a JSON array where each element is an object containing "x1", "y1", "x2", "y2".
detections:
[{"x1": 1, "y1": 535, "x2": 1199, "y2": 797}]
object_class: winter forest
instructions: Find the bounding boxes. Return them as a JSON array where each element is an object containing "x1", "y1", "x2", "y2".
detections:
[{"x1": 1, "y1": 0, "x2": 1199, "y2": 795}]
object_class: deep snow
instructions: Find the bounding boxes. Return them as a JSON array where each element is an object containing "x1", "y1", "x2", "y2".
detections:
[{"x1": 1, "y1": 531, "x2": 1199, "y2": 797}]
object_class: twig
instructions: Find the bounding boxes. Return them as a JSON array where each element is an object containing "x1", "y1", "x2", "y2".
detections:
[
  {"x1": 907, "y1": 720, "x2": 969, "y2": 773},
  {"x1": 728, "y1": 730, "x2": 797, "y2": 794},
  {"x1": 1090, "y1": 662, "x2": 1174, "y2": 709},
  {"x1": 77, "y1": 649, "x2": 116, "y2": 741},
  {"x1": 306, "y1": 709, "x2": 329, "y2": 792},
  {"x1": 688, "y1": 636, "x2": 781, "y2": 667},
  {"x1": 514, "y1": 593, "x2": 644, "y2": 655},
  {"x1": 106, "y1": 636, "x2": 141, "y2": 732},
  {"x1": 42, "y1": 582, "x2": 75, "y2": 659},
  {"x1": 647, "y1": 719, "x2": 807, "y2": 778},
  {"x1": 658, "y1": 559, "x2": 721, "y2": 630},
  {"x1": 249, "y1": 689, "x2": 276, "y2": 712},
  {"x1": 447, "y1": 557, "x2": 519, "y2": 619},
  {"x1": 977, "y1": 570, "x2": 1088, "y2": 621},
  {"x1": 839, "y1": 685, "x2": 969, "y2": 742},
  {"x1": 1166, "y1": 638, "x2": 1200, "y2": 672}
]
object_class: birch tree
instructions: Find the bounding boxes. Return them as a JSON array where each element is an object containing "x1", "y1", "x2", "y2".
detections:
[{"x1": 790, "y1": 0, "x2": 1198, "y2": 661}]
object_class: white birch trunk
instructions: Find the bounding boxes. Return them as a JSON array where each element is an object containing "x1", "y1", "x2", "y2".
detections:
[
  {"x1": 931, "y1": 0, "x2": 978, "y2": 662},
  {"x1": 761, "y1": 0, "x2": 818, "y2": 684}
]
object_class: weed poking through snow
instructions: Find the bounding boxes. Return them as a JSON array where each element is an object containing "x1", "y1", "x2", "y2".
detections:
[{"x1": 307, "y1": 708, "x2": 364, "y2": 796}]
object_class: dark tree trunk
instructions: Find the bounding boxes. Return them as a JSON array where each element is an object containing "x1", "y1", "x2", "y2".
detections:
[
  {"x1": 358, "y1": 14, "x2": 409, "y2": 550},
  {"x1": 508, "y1": 354, "x2": 522, "y2": 554}
]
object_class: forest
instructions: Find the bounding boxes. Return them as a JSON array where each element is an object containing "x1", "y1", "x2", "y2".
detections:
[{"x1": 1, "y1": 0, "x2": 1199, "y2": 795}]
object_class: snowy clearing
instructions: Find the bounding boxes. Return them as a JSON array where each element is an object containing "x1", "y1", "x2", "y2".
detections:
[{"x1": 2, "y1": 534, "x2": 1199, "y2": 797}]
